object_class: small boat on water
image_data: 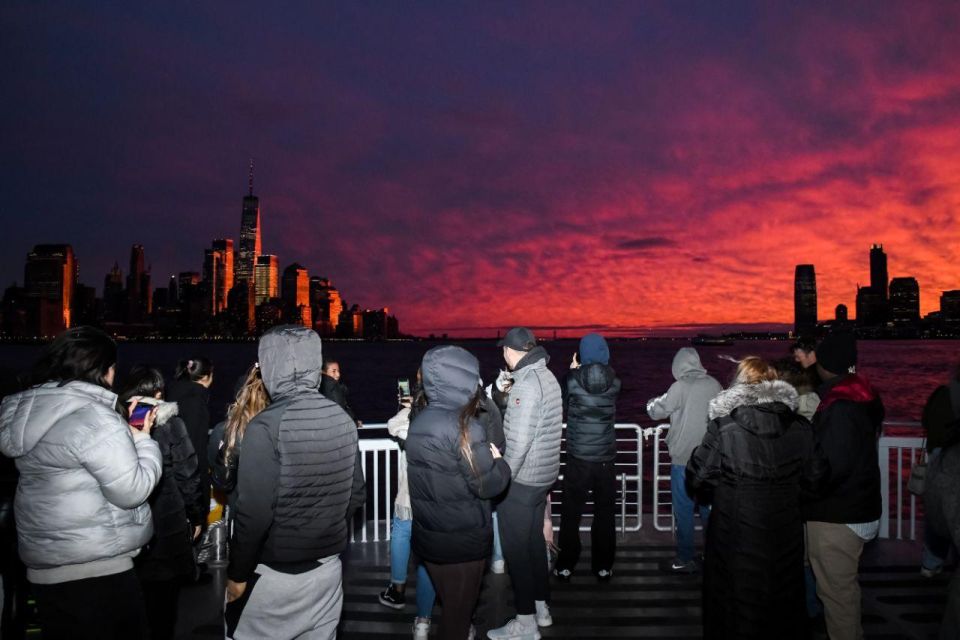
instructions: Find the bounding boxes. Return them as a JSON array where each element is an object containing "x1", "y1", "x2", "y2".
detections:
[{"x1": 691, "y1": 335, "x2": 735, "y2": 346}]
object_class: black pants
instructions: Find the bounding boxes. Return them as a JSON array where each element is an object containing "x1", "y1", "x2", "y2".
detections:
[
  {"x1": 32, "y1": 569, "x2": 148, "y2": 640},
  {"x1": 424, "y1": 559, "x2": 485, "y2": 640},
  {"x1": 556, "y1": 456, "x2": 617, "y2": 574},
  {"x1": 497, "y1": 482, "x2": 550, "y2": 615},
  {"x1": 142, "y1": 579, "x2": 181, "y2": 640}
]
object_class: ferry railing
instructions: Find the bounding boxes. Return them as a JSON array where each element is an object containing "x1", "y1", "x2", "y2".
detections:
[
  {"x1": 348, "y1": 420, "x2": 925, "y2": 543},
  {"x1": 349, "y1": 423, "x2": 645, "y2": 543},
  {"x1": 651, "y1": 421, "x2": 925, "y2": 541},
  {"x1": 878, "y1": 421, "x2": 924, "y2": 541}
]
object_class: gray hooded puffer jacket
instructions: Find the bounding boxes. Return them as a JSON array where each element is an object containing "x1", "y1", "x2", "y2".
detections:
[
  {"x1": 646, "y1": 348, "x2": 723, "y2": 466},
  {"x1": 503, "y1": 347, "x2": 563, "y2": 487},
  {"x1": 0, "y1": 381, "x2": 162, "y2": 584}
]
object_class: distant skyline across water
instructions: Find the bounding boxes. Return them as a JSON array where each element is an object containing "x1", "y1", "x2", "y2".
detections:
[{"x1": 3, "y1": 3, "x2": 960, "y2": 336}]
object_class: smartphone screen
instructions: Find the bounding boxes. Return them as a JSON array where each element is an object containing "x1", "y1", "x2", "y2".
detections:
[
  {"x1": 129, "y1": 404, "x2": 152, "y2": 429},
  {"x1": 397, "y1": 378, "x2": 411, "y2": 398}
]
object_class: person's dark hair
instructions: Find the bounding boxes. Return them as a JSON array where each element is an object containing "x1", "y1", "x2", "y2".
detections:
[
  {"x1": 458, "y1": 387, "x2": 485, "y2": 473},
  {"x1": 773, "y1": 357, "x2": 816, "y2": 393},
  {"x1": 791, "y1": 335, "x2": 817, "y2": 354},
  {"x1": 175, "y1": 356, "x2": 213, "y2": 382},
  {"x1": 30, "y1": 326, "x2": 117, "y2": 389},
  {"x1": 322, "y1": 359, "x2": 339, "y2": 373},
  {"x1": 116, "y1": 365, "x2": 165, "y2": 418}
]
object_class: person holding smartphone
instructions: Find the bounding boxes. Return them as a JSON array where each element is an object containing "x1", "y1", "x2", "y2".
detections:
[
  {"x1": 0, "y1": 327, "x2": 162, "y2": 639},
  {"x1": 118, "y1": 366, "x2": 206, "y2": 640}
]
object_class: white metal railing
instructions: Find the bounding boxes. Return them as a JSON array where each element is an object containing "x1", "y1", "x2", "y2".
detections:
[
  {"x1": 878, "y1": 421, "x2": 924, "y2": 540},
  {"x1": 348, "y1": 420, "x2": 926, "y2": 544},
  {"x1": 651, "y1": 421, "x2": 925, "y2": 541},
  {"x1": 349, "y1": 423, "x2": 645, "y2": 542}
]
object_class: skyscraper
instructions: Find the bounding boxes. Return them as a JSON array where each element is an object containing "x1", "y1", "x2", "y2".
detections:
[
  {"x1": 203, "y1": 239, "x2": 234, "y2": 315},
  {"x1": 103, "y1": 262, "x2": 125, "y2": 323},
  {"x1": 309, "y1": 276, "x2": 343, "y2": 336},
  {"x1": 236, "y1": 161, "x2": 262, "y2": 287},
  {"x1": 835, "y1": 304, "x2": 848, "y2": 322},
  {"x1": 126, "y1": 244, "x2": 151, "y2": 323},
  {"x1": 254, "y1": 254, "x2": 279, "y2": 305},
  {"x1": 24, "y1": 244, "x2": 76, "y2": 335},
  {"x1": 889, "y1": 277, "x2": 920, "y2": 324},
  {"x1": 281, "y1": 263, "x2": 311, "y2": 327},
  {"x1": 793, "y1": 264, "x2": 817, "y2": 335},
  {"x1": 941, "y1": 290, "x2": 960, "y2": 325},
  {"x1": 870, "y1": 244, "x2": 888, "y2": 301}
]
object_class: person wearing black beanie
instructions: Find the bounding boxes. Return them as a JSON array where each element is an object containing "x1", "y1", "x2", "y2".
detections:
[{"x1": 803, "y1": 332, "x2": 884, "y2": 640}]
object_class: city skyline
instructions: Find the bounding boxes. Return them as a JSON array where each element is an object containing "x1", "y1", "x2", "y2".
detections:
[{"x1": 3, "y1": 3, "x2": 960, "y2": 336}]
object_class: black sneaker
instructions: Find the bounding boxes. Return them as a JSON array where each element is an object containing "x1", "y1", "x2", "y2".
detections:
[
  {"x1": 553, "y1": 568, "x2": 572, "y2": 582},
  {"x1": 596, "y1": 569, "x2": 613, "y2": 582},
  {"x1": 658, "y1": 557, "x2": 699, "y2": 574},
  {"x1": 378, "y1": 583, "x2": 406, "y2": 610}
]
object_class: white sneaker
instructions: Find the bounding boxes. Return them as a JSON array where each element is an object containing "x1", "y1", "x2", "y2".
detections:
[
  {"x1": 534, "y1": 601, "x2": 552, "y2": 627},
  {"x1": 486, "y1": 617, "x2": 541, "y2": 640},
  {"x1": 491, "y1": 559, "x2": 505, "y2": 574},
  {"x1": 412, "y1": 617, "x2": 431, "y2": 640}
]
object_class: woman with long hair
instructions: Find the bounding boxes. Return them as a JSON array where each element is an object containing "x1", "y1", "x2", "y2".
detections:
[
  {"x1": 378, "y1": 370, "x2": 437, "y2": 639},
  {"x1": 117, "y1": 366, "x2": 205, "y2": 640},
  {"x1": 406, "y1": 346, "x2": 511, "y2": 640},
  {"x1": 209, "y1": 363, "x2": 271, "y2": 506},
  {"x1": 0, "y1": 327, "x2": 162, "y2": 639},
  {"x1": 686, "y1": 356, "x2": 830, "y2": 639}
]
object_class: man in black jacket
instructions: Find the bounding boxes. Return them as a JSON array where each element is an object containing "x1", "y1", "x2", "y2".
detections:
[
  {"x1": 225, "y1": 326, "x2": 365, "y2": 640},
  {"x1": 802, "y1": 333, "x2": 883, "y2": 640},
  {"x1": 320, "y1": 359, "x2": 360, "y2": 427},
  {"x1": 555, "y1": 333, "x2": 621, "y2": 582}
]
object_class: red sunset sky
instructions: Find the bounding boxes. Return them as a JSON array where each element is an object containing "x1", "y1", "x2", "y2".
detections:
[{"x1": 2, "y1": 2, "x2": 960, "y2": 335}]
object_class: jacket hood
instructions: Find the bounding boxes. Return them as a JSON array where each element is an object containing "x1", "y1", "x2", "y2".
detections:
[
  {"x1": 817, "y1": 373, "x2": 879, "y2": 413},
  {"x1": 577, "y1": 363, "x2": 617, "y2": 394},
  {"x1": 421, "y1": 345, "x2": 480, "y2": 411},
  {"x1": 0, "y1": 381, "x2": 118, "y2": 458},
  {"x1": 709, "y1": 380, "x2": 799, "y2": 420},
  {"x1": 258, "y1": 325, "x2": 323, "y2": 399},
  {"x1": 515, "y1": 345, "x2": 550, "y2": 371},
  {"x1": 672, "y1": 348, "x2": 706, "y2": 381},
  {"x1": 152, "y1": 400, "x2": 179, "y2": 426},
  {"x1": 579, "y1": 334, "x2": 610, "y2": 366}
]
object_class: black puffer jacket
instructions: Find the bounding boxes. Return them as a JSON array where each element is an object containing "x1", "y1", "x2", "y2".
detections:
[
  {"x1": 687, "y1": 381, "x2": 830, "y2": 640},
  {"x1": 136, "y1": 402, "x2": 206, "y2": 582},
  {"x1": 801, "y1": 373, "x2": 884, "y2": 524},
  {"x1": 407, "y1": 346, "x2": 512, "y2": 564},
  {"x1": 166, "y1": 379, "x2": 211, "y2": 479},
  {"x1": 227, "y1": 327, "x2": 365, "y2": 582},
  {"x1": 320, "y1": 375, "x2": 358, "y2": 425},
  {"x1": 564, "y1": 364, "x2": 621, "y2": 462}
]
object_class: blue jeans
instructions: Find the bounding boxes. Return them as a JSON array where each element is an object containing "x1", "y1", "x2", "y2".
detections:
[
  {"x1": 671, "y1": 464, "x2": 710, "y2": 563},
  {"x1": 389, "y1": 516, "x2": 436, "y2": 618},
  {"x1": 492, "y1": 511, "x2": 503, "y2": 563},
  {"x1": 922, "y1": 450, "x2": 954, "y2": 571}
]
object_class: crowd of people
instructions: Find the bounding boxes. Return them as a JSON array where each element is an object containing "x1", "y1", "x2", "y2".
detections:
[{"x1": 0, "y1": 324, "x2": 956, "y2": 639}]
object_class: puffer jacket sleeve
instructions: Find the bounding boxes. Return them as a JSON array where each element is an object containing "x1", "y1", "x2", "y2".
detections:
[
  {"x1": 78, "y1": 411, "x2": 162, "y2": 509},
  {"x1": 229, "y1": 417, "x2": 279, "y2": 582},
  {"x1": 503, "y1": 378, "x2": 541, "y2": 479},
  {"x1": 169, "y1": 417, "x2": 205, "y2": 527},
  {"x1": 800, "y1": 426, "x2": 831, "y2": 498},
  {"x1": 458, "y1": 425, "x2": 511, "y2": 499},
  {"x1": 685, "y1": 418, "x2": 722, "y2": 498},
  {"x1": 348, "y1": 449, "x2": 365, "y2": 517}
]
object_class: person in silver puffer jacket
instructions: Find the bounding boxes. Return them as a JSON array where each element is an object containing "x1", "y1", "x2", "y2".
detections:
[{"x1": 0, "y1": 327, "x2": 162, "y2": 639}]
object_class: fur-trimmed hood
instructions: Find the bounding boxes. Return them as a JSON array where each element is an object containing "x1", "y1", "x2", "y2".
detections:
[
  {"x1": 153, "y1": 400, "x2": 180, "y2": 426},
  {"x1": 708, "y1": 380, "x2": 799, "y2": 421}
]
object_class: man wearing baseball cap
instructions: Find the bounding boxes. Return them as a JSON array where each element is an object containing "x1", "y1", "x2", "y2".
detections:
[
  {"x1": 488, "y1": 328, "x2": 562, "y2": 640},
  {"x1": 802, "y1": 332, "x2": 884, "y2": 640}
]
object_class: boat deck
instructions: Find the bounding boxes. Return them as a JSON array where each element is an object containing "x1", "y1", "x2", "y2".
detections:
[{"x1": 174, "y1": 521, "x2": 951, "y2": 639}]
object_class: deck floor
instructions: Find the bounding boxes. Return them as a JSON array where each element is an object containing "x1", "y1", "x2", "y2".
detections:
[{"x1": 175, "y1": 524, "x2": 952, "y2": 639}]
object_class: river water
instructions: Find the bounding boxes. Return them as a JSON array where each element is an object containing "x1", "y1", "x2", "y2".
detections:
[{"x1": 2, "y1": 339, "x2": 956, "y2": 431}]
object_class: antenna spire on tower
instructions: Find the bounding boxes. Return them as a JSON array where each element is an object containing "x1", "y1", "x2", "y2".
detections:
[{"x1": 248, "y1": 158, "x2": 255, "y2": 196}]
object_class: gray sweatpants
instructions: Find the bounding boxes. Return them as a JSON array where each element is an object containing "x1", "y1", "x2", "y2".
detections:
[{"x1": 229, "y1": 556, "x2": 343, "y2": 640}]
